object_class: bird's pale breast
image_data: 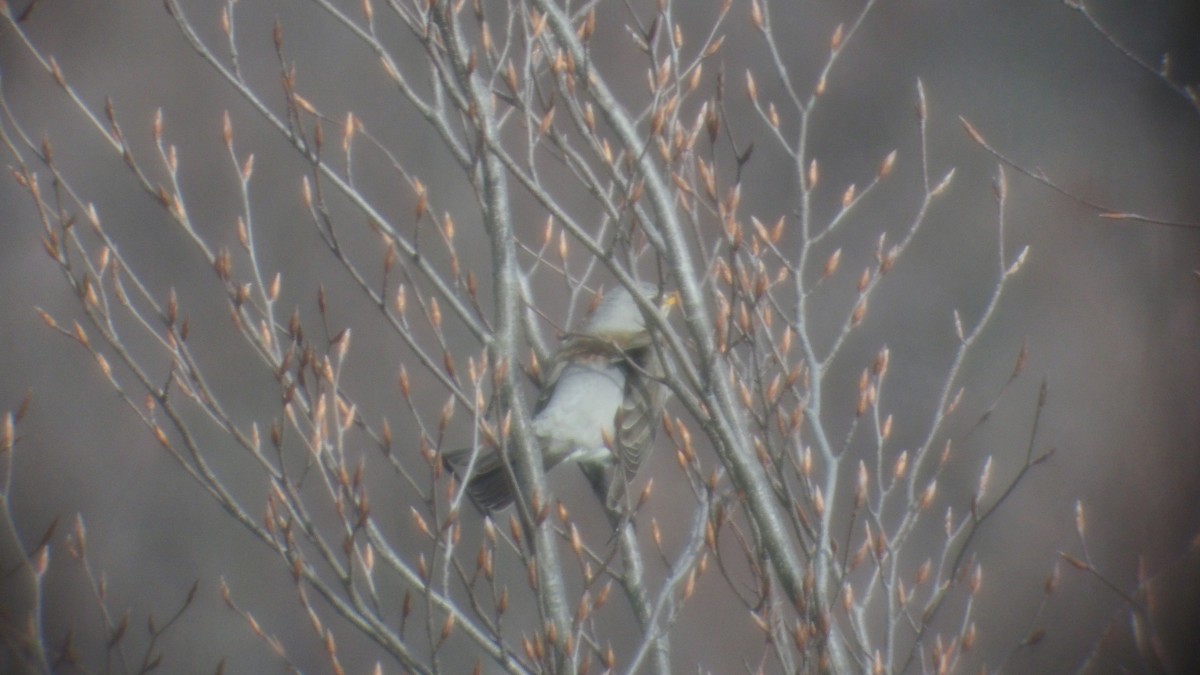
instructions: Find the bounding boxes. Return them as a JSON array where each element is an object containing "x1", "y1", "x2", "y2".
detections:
[{"x1": 532, "y1": 358, "x2": 625, "y2": 464}]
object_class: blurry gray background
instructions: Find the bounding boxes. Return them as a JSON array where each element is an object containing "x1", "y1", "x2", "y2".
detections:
[{"x1": 2, "y1": 0, "x2": 1199, "y2": 672}]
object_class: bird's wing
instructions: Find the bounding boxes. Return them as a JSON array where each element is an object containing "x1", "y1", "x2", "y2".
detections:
[
  {"x1": 442, "y1": 447, "x2": 516, "y2": 511},
  {"x1": 612, "y1": 343, "x2": 666, "y2": 485}
]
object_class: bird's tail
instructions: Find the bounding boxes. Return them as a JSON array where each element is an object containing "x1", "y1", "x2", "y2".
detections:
[{"x1": 442, "y1": 448, "x2": 516, "y2": 512}]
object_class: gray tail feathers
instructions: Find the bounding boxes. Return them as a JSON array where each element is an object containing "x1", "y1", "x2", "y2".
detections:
[{"x1": 442, "y1": 448, "x2": 516, "y2": 512}]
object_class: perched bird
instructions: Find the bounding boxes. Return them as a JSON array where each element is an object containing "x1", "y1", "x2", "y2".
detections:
[{"x1": 444, "y1": 283, "x2": 673, "y2": 512}]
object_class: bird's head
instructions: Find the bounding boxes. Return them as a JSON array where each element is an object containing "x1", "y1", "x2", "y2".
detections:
[{"x1": 578, "y1": 282, "x2": 676, "y2": 347}]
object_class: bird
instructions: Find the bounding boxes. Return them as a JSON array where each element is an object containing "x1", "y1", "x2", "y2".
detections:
[{"x1": 443, "y1": 283, "x2": 673, "y2": 512}]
